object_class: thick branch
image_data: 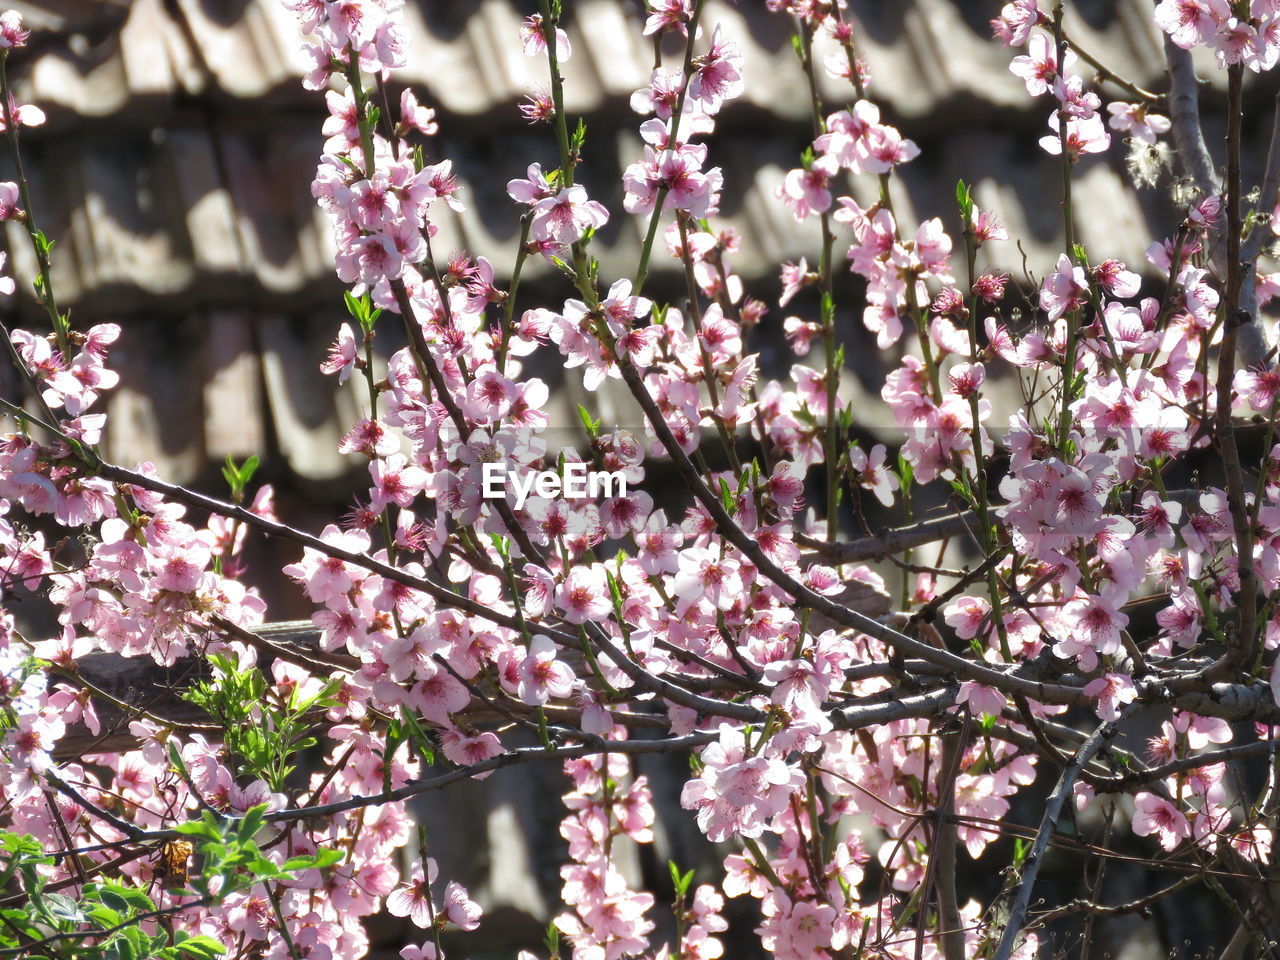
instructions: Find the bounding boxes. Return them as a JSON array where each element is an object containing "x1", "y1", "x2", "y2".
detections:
[
  {"x1": 993, "y1": 718, "x2": 1123, "y2": 960},
  {"x1": 1238, "y1": 91, "x2": 1280, "y2": 370},
  {"x1": 1164, "y1": 39, "x2": 1219, "y2": 199}
]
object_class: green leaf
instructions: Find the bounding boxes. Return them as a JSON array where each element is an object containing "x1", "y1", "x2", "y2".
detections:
[
  {"x1": 174, "y1": 935, "x2": 226, "y2": 959},
  {"x1": 544, "y1": 921, "x2": 562, "y2": 956},
  {"x1": 383, "y1": 719, "x2": 406, "y2": 793},
  {"x1": 955, "y1": 179, "x2": 973, "y2": 221},
  {"x1": 174, "y1": 812, "x2": 224, "y2": 842},
  {"x1": 718, "y1": 478, "x2": 736, "y2": 515},
  {"x1": 282, "y1": 847, "x2": 343, "y2": 873},
  {"x1": 100, "y1": 882, "x2": 155, "y2": 912},
  {"x1": 400, "y1": 708, "x2": 437, "y2": 766},
  {"x1": 85, "y1": 904, "x2": 124, "y2": 927},
  {"x1": 41, "y1": 891, "x2": 84, "y2": 923},
  {"x1": 577, "y1": 404, "x2": 601, "y2": 439},
  {"x1": 604, "y1": 570, "x2": 625, "y2": 611},
  {"x1": 668, "y1": 861, "x2": 695, "y2": 898},
  {"x1": 236, "y1": 804, "x2": 269, "y2": 843}
]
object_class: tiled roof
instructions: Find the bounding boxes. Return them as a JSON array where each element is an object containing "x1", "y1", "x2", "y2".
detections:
[{"x1": 0, "y1": 0, "x2": 1244, "y2": 487}]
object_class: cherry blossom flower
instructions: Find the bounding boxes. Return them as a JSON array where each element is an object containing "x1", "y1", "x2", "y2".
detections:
[
  {"x1": 847, "y1": 443, "x2": 899, "y2": 507},
  {"x1": 320, "y1": 323, "x2": 359, "y2": 382},
  {"x1": 1132, "y1": 792, "x2": 1192, "y2": 850},
  {"x1": 681, "y1": 725, "x2": 805, "y2": 841},
  {"x1": 529, "y1": 185, "x2": 609, "y2": 246},
  {"x1": 398, "y1": 88, "x2": 438, "y2": 136},
  {"x1": 1039, "y1": 253, "x2": 1088, "y2": 320},
  {"x1": 1084, "y1": 673, "x2": 1138, "y2": 721},
  {"x1": 1009, "y1": 31, "x2": 1075, "y2": 95},
  {"x1": 386, "y1": 861, "x2": 440, "y2": 929},
  {"x1": 556, "y1": 565, "x2": 613, "y2": 624},
  {"x1": 672, "y1": 546, "x2": 743, "y2": 611},
  {"x1": 0, "y1": 10, "x2": 27, "y2": 48},
  {"x1": 1040, "y1": 111, "x2": 1110, "y2": 158},
  {"x1": 1107, "y1": 102, "x2": 1172, "y2": 144},
  {"x1": 687, "y1": 26, "x2": 745, "y2": 114},
  {"x1": 516, "y1": 635, "x2": 575, "y2": 706},
  {"x1": 520, "y1": 14, "x2": 571, "y2": 60}
]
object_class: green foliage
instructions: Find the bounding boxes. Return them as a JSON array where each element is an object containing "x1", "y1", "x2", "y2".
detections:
[
  {"x1": 667, "y1": 861, "x2": 696, "y2": 899},
  {"x1": 577, "y1": 404, "x2": 602, "y2": 439},
  {"x1": 0, "y1": 812, "x2": 340, "y2": 959},
  {"x1": 718, "y1": 478, "x2": 737, "y2": 516},
  {"x1": 182, "y1": 655, "x2": 340, "y2": 791},
  {"x1": 219, "y1": 455, "x2": 259, "y2": 504},
  {"x1": 955, "y1": 179, "x2": 974, "y2": 223},
  {"x1": 343, "y1": 290, "x2": 382, "y2": 335},
  {"x1": 570, "y1": 117, "x2": 588, "y2": 154},
  {"x1": 174, "y1": 804, "x2": 342, "y2": 900}
]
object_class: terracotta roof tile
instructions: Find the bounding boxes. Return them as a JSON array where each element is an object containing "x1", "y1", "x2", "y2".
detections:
[{"x1": 0, "y1": 0, "x2": 1254, "y2": 485}]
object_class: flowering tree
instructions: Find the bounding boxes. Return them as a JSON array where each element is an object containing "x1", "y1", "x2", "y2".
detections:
[{"x1": 2, "y1": 0, "x2": 1280, "y2": 957}]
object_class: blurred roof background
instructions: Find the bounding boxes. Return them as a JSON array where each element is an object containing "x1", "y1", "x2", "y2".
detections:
[{"x1": 0, "y1": 0, "x2": 1236, "y2": 493}]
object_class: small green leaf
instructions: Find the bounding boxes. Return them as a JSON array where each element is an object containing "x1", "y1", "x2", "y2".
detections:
[
  {"x1": 174, "y1": 934, "x2": 227, "y2": 959},
  {"x1": 955, "y1": 179, "x2": 973, "y2": 221},
  {"x1": 577, "y1": 404, "x2": 601, "y2": 438},
  {"x1": 236, "y1": 804, "x2": 269, "y2": 843}
]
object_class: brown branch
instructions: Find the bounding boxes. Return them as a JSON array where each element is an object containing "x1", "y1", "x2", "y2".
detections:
[
  {"x1": 1028, "y1": 874, "x2": 1199, "y2": 928},
  {"x1": 1212, "y1": 63, "x2": 1258, "y2": 678},
  {"x1": 1164, "y1": 38, "x2": 1219, "y2": 199},
  {"x1": 1093, "y1": 739, "x2": 1274, "y2": 793},
  {"x1": 1238, "y1": 90, "x2": 1280, "y2": 370},
  {"x1": 799, "y1": 510, "x2": 977, "y2": 564},
  {"x1": 993, "y1": 717, "x2": 1125, "y2": 960}
]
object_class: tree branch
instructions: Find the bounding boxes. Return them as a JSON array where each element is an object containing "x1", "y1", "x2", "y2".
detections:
[
  {"x1": 1164, "y1": 38, "x2": 1218, "y2": 199},
  {"x1": 993, "y1": 717, "x2": 1124, "y2": 960}
]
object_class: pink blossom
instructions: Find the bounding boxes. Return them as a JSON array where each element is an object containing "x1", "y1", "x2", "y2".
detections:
[
  {"x1": 687, "y1": 26, "x2": 744, "y2": 114},
  {"x1": 557, "y1": 565, "x2": 613, "y2": 624},
  {"x1": 320, "y1": 323, "x2": 358, "y2": 382},
  {"x1": 672, "y1": 546, "x2": 743, "y2": 611},
  {"x1": 1155, "y1": 0, "x2": 1231, "y2": 49},
  {"x1": 0, "y1": 11, "x2": 28, "y2": 48},
  {"x1": 399, "y1": 88, "x2": 438, "y2": 136},
  {"x1": 848, "y1": 443, "x2": 899, "y2": 507},
  {"x1": 1083, "y1": 673, "x2": 1138, "y2": 721},
  {"x1": 530, "y1": 185, "x2": 609, "y2": 246},
  {"x1": 520, "y1": 14, "x2": 572, "y2": 61},
  {"x1": 1009, "y1": 31, "x2": 1075, "y2": 95},
  {"x1": 1107, "y1": 102, "x2": 1172, "y2": 145},
  {"x1": 680, "y1": 725, "x2": 804, "y2": 842},
  {"x1": 1039, "y1": 253, "x2": 1088, "y2": 320},
  {"x1": 1132, "y1": 792, "x2": 1191, "y2": 850},
  {"x1": 386, "y1": 861, "x2": 440, "y2": 929},
  {"x1": 956, "y1": 682, "x2": 1006, "y2": 718},
  {"x1": 516, "y1": 634, "x2": 575, "y2": 706},
  {"x1": 1040, "y1": 111, "x2": 1110, "y2": 159}
]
